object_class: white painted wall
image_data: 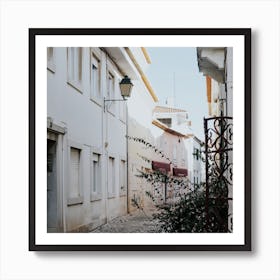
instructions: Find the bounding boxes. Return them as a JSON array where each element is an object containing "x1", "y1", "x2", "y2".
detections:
[
  {"x1": 184, "y1": 136, "x2": 204, "y2": 189},
  {"x1": 197, "y1": 47, "x2": 233, "y2": 230},
  {"x1": 226, "y1": 47, "x2": 233, "y2": 117},
  {"x1": 47, "y1": 47, "x2": 136, "y2": 231},
  {"x1": 152, "y1": 108, "x2": 203, "y2": 184},
  {"x1": 199, "y1": 47, "x2": 233, "y2": 118},
  {"x1": 127, "y1": 77, "x2": 157, "y2": 212},
  {"x1": 153, "y1": 111, "x2": 190, "y2": 135}
]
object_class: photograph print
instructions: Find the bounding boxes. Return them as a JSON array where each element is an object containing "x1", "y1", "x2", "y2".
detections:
[{"x1": 29, "y1": 28, "x2": 251, "y2": 250}]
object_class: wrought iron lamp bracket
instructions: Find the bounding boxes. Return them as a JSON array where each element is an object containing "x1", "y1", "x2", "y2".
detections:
[{"x1": 103, "y1": 97, "x2": 127, "y2": 112}]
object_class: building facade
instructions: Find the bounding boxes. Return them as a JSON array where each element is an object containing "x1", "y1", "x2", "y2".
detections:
[
  {"x1": 125, "y1": 48, "x2": 160, "y2": 213},
  {"x1": 127, "y1": 98, "x2": 196, "y2": 212},
  {"x1": 197, "y1": 47, "x2": 233, "y2": 117},
  {"x1": 197, "y1": 47, "x2": 233, "y2": 231},
  {"x1": 185, "y1": 135, "x2": 205, "y2": 190},
  {"x1": 47, "y1": 47, "x2": 150, "y2": 232}
]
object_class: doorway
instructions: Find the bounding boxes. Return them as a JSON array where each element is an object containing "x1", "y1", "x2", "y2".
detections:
[{"x1": 47, "y1": 139, "x2": 58, "y2": 232}]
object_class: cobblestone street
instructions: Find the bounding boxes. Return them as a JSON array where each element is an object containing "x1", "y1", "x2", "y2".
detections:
[{"x1": 91, "y1": 210, "x2": 162, "y2": 233}]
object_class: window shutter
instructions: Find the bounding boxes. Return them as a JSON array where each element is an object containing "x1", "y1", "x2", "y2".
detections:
[
  {"x1": 108, "y1": 157, "x2": 115, "y2": 196},
  {"x1": 70, "y1": 148, "x2": 80, "y2": 197}
]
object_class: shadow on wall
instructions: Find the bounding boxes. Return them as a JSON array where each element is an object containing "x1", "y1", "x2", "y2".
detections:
[
  {"x1": 127, "y1": 116, "x2": 156, "y2": 213},
  {"x1": 127, "y1": 115, "x2": 189, "y2": 213}
]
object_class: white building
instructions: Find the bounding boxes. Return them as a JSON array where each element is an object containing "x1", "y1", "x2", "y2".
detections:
[
  {"x1": 47, "y1": 47, "x2": 152, "y2": 232},
  {"x1": 125, "y1": 48, "x2": 160, "y2": 213},
  {"x1": 197, "y1": 47, "x2": 233, "y2": 230},
  {"x1": 127, "y1": 96, "x2": 197, "y2": 211},
  {"x1": 197, "y1": 47, "x2": 233, "y2": 117},
  {"x1": 151, "y1": 116, "x2": 190, "y2": 204},
  {"x1": 152, "y1": 104, "x2": 192, "y2": 170},
  {"x1": 185, "y1": 135, "x2": 205, "y2": 189},
  {"x1": 153, "y1": 103, "x2": 205, "y2": 189}
]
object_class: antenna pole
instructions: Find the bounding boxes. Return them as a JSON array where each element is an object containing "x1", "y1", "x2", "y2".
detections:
[{"x1": 173, "y1": 72, "x2": 176, "y2": 106}]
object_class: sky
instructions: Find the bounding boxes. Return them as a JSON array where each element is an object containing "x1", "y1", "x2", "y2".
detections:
[{"x1": 146, "y1": 47, "x2": 207, "y2": 140}]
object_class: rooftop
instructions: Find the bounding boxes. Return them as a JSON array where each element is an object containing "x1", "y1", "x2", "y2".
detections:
[
  {"x1": 152, "y1": 119, "x2": 192, "y2": 138},
  {"x1": 153, "y1": 105, "x2": 187, "y2": 114}
]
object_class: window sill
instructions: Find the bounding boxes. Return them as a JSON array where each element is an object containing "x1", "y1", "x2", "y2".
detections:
[
  {"x1": 90, "y1": 96, "x2": 103, "y2": 107},
  {"x1": 67, "y1": 196, "x2": 84, "y2": 206},
  {"x1": 107, "y1": 108, "x2": 117, "y2": 118},
  {"x1": 107, "y1": 193, "x2": 116, "y2": 199},
  {"x1": 67, "y1": 80, "x2": 83, "y2": 94},
  {"x1": 90, "y1": 194, "x2": 102, "y2": 202},
  {"x1": 47, "y1": 63, "x2": 56, "y2": 73},
  {"x1": 119, "y1": 192, "x2": 127, "y2": 197}
]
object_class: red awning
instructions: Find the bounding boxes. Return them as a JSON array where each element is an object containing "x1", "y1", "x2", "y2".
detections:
[
  {"x1": 152, "y1": 161, "x2": 170, "y2": 173},
  {"x1": 173, "y1": 167, "x2": 188, "y2": 177}
]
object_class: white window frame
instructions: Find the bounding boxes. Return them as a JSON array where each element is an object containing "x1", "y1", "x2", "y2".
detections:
[
  {"x1": 107, "y1": 155, "x2": 116, "y2": 198},
  {"x1": 67, "y1": 142, "x2": 84, "y2": 206},
  {"x1": 47, "y1": 47, "x2": 55, "y2": 73},
  {"x1": 90, "y1": 147, "x2": 102, "y2": 201},
  {"x1": 67, "y1": 47, "x2": 83, "y2": 93},
  {"x1": 90, "y1": 48, "x2": 102, "y2": 106},
  {"x1": 106, "y1": 61, "x2": 117, "y2": 115},
  {"x1": 119, "y1": 158, "x2": 127, "y2": 197}
]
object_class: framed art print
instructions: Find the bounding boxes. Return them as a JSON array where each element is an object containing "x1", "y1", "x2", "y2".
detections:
[{"x1": 29, "y1": 28, "x2": 251, "y2": 251}]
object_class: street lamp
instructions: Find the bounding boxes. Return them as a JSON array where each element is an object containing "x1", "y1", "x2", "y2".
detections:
[
  {"x1": 119, "y1": 75, "x2": 133, "y2": 98},
  {"x1": 104, "y1": 75, "x2": 133, "y2": 112}
]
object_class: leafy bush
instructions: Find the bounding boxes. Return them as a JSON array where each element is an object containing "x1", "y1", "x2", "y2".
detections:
[
  {"x1": 128, "y1": 136, "x2": 230, "y2": 233},
  {"x1": 152, "y1": 184, "x2": 229, "y2": 233}
]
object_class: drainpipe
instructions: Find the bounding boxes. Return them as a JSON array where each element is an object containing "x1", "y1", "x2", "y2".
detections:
[
  {"x1": 126, "y1": 104, "x2": 129, "y2": 214},
  {"x1": 104, "y1": 53, "x2": 108, "y2": 224}
]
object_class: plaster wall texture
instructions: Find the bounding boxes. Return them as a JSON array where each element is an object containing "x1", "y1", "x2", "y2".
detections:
[{"x1": 47, "y1": 47, "x2": 136, "y2": 232}]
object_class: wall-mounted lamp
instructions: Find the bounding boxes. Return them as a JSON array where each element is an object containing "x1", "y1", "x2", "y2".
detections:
[
  {"x1": 104, "y1": 75, "x2": 133, "y2": 112},
  {"x1": 119, "y1": 75, "x2": 133, "y2": 98}
]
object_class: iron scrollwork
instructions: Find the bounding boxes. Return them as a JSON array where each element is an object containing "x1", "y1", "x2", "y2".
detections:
[{"x1": 204, "y1": 114, "x2": 233, "y2": 232}]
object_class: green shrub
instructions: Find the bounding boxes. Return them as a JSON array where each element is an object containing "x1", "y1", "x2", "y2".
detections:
[{"x1": 128, "y1": 136, "x2": 230, "y2": 233}]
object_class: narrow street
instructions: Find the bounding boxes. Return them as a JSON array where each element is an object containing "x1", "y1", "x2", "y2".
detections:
[{"x1": 91, "y1": 210, "x2": 161, "y2": 233}]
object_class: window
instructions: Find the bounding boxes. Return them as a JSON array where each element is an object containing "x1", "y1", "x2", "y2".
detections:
[
  {"x1": 106, "y1": 71, "x2": 116, "y2": 114},
  {"x1": 157, "y1": 118, "x2": 172, "y2": 127},
  {"x1": 108, "y1": 157, "x2": 115, "y2": 197},
  {"x1": 120, "y1": 159, "x2": 126, "y2": 196},
  {"x1": 91, "y1": 153, "x2": 102, "y2": 201},
  {"x1": 67, "y1": 47, "x2": 83, "y2": 92},
  {"x1": 90, "y1": 52, "x2": 101, "y2": 102},
  {"x1": 108, "y1": 72, "x2": 115, "y2": 99},
  {"x1": 47, "y1": 47, "x2": 55, "y2": 72},
  {"x1": 193, "y1": 148, "x2": 199, "y2": 160},
  {"x1": 68, "y1": 147, "x2": 83, "y2": 205},
  {"x1": 70, "y1": 148, "x2": 80, "y2": 197}
]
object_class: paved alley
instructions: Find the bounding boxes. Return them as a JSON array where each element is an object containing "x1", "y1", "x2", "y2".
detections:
[{"x1": 91, "y1": 210, "x2": 162, "y2": 233}]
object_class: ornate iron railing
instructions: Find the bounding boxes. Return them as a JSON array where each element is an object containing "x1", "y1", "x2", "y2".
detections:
[{"x1": 204, "y1": 114, "x2": 233, "y2": 232}]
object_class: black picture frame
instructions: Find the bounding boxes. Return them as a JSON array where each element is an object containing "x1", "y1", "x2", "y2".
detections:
[{"x1": 29, "y1": 28, "x2": 251, "y2": 251}]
